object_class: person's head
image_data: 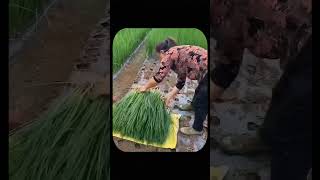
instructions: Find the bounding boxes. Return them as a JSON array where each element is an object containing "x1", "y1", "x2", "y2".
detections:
[{"x1": 155, "y1": 37, "x2": 177, "y2": 60}]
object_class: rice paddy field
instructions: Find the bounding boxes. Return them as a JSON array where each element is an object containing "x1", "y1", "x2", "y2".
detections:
[
  {"x1": 145, "y1": 28, "x2": 207, "y2": 55},
  {"x1": 112, "y1": 28, "x2": 150, "y2": 73},
  {"x1": 112, "y1": 28, "x2": 208, "y2": 152},
  {"x1": 113, "y1": 28, "x2": 207, "y2": 75}
]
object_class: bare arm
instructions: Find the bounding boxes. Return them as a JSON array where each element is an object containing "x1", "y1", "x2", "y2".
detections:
[
  {"x1": 211, "y1": 40, "x2": 244, "y2": 94},
  {"x1": 165, "y1": 86, "x2": 180, "y2": 106},
  {"x1": 210, "y1": 77, "x2": 224, "y2": 102},
  {"x1": 139, "y1": 78, "x2": 158, "y2": 92},
  {"x1": 140, "y1": 54, "x2": 173, "y2": 92}
]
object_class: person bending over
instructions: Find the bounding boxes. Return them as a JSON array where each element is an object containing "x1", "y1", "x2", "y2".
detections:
[{"x1": 139, "y1": 38, "x2": 208, "y2": 135}]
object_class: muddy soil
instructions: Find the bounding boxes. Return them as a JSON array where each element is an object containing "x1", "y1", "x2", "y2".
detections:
[
  {"x1": 9, "y1": 0, "x2": 108, "y2": 130},
  {"x1": 112, "y1": 41, "x2": 147, "y2": 99},
  {"x1": 210, "y1": 38, "x2": 282, "y2": 180},
  {"x1": 113, "y1": 41, "x2": 208, "y2": 152}
]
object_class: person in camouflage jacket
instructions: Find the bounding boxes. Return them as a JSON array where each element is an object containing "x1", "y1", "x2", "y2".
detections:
[{"x1": 210, "y1": 0, "x2": 311, "y2": 99}]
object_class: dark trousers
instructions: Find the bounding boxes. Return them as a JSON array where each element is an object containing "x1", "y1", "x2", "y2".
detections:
[
  {"x1": 191, "y1": 73, "x2": 209, "y2": 131},
  {"x1": 271, "y1": 144, "x2": 312, "y2": 180},
  {"x1": 259, "y1": 37, "x2": 312, "y2": 180}
]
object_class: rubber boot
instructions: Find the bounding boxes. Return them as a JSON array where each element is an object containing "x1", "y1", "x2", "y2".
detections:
[
  {"x1": 210, "y1": 166, "x2": 229, "y2": 180},
  {"x1": 180, "y1": 127, "x2": 203, "y2": 135},
  {"x1": 177, "y1": 104, "x2": 193, "y2": 111},
  {"x1": 219, "y1": 133, "x2": 270, "y2": 155}
]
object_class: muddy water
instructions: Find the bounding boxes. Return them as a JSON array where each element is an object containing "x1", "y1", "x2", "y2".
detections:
[
  {"x1": 113, "y1": 43, "x2": 208, "y2": 152},
  {"x1": 210, "y1": 38, "x2": 282, "y2": 179},
  {"x1": 9, "y1": 0, "x2": 108, "y2": 130}
]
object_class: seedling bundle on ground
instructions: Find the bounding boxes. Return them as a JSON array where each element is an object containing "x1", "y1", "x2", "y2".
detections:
[
  {"x1": 113, "y1": 91, "x2": 171, "y2": 144},
  {"x1": 9, "y1": 86, "x2": 110, "y2": 180}
]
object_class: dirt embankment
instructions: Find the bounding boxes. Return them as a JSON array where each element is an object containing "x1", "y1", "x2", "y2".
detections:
[
  {"x1": 9, "y1": 0, "x2": 108, "y2": 130},
  {"x1": 112, "y1": 41, "x2": 147, "y2": 99}
]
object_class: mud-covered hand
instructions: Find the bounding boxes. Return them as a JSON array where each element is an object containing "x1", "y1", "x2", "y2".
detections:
[
  {"x1": 138, "y1": 86, "x2": 147, "y2": 93},
  {"x1": 138, "y1": 78, "x2": 158, "y2": 93},
  {"x1": 165, "y1": 94, "x2": 174, "y2": 107},
  {"x1": 113, "y1": 96, "x2": 117, "y2": 102},
  {"x1": 165, "y1": 86, "x2": 180, "y2": 107},
  {"x1": 210, "y1": 79, "x2": 237, "y2": 103}
]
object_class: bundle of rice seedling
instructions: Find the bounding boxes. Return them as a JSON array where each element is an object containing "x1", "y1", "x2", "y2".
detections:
[
  {"x1": 9, "y1": 86, "x2": 110, "y2": 180},
  {"x1": 113, "y1": 91, "x2": 171, "y2": 144}
]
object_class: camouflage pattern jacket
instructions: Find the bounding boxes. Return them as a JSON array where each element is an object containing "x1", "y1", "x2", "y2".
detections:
[
  {"x1": 210, "y1": 0, "x2": 312, "y2": 88},
  {"x1": 153, "y1": 45, "x2": 208, "y2": 90}
]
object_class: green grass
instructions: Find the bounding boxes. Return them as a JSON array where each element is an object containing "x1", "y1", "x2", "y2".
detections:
[
  {"x1": 113, "y1": 91, "x2": 171, "y2": 144},
  {"x1": 9, "y1": 0, "x2": 49, "y2": 37},
  {"x1": 112, "y1": 28, "x2": 151, "y2": 74},
  {"x1": 145, "y1": 28, "x2": 207, "y2": 55},
  {"x1": 112, "y1": 28, "x2": 207, "y2": 74},
  {"x1": 9, "y1": 87, "x2": 110, "y2": 180}
]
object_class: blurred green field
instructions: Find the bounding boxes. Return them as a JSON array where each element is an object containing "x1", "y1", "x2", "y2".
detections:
[
  {"x1": 9, "y1": 0, "x2": 49, "y2": 37},
  {"x1": 112, "y1": 28, "x2": 207, "y2": 74},
  {"x1": 145, "y1": 28, "x2": 207, "y2": 55},
  {"x1": 112, "y1": 28, "x2": 151, "y2": 74}
]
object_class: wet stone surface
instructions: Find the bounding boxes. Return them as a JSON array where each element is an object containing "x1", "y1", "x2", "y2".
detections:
[{"x1": 211, "y1": 45, "x2": 282, "y2": 179}]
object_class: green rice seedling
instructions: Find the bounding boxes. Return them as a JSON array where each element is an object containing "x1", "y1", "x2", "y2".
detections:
[
  {"x1": 113, "y1": 91, "x2": 171, "y2": 144},
  {"x1": 145, "y1": 28, "x2": 207, "y2": 55},
  {"x1": 112, "y1": 28, "x2": 151, "y2": 74},
  {"x1": 9, "y1": 0, "x2": 49, "y2": 37},
  {"x1": 9, "y1": 86, "x2": 110, "y2": 180}
]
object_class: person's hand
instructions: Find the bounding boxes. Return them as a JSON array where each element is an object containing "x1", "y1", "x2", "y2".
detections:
[
  {"x1": 139, "y1": 86, "x2": 147, "y2": 93},
  {"x1": 165, "y1": 94, "x2": 173, "y2": 107},
  {"x1": 113, "y1": 96, "x2": 117, "y2": 102},
  {"x1": 210, "y1": 81, "x2": 238, "y2": 103},
  {"x1": 210, "y1": 81, "x2": 225, "y2": 102}
]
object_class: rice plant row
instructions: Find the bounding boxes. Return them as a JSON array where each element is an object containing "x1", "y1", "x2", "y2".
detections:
[
  {"x1": 113, "y1": 91, "x2": 171, "y2": 144},
  {"x1": 145, "y1": 28, "x2": 208, "y2": 55},
  {"x1": 9, "y1": 86, "x2": 110, "y2": 180},
  {"x1": 112, "y1": 28, "x2": 151, "y2": 74},
  {"x1": 112, "y1": 28, "x2": 207, "y2": 74}
]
